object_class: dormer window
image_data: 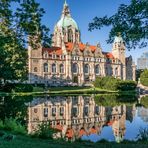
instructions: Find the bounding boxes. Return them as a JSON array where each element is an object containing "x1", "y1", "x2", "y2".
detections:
[{"x1": 44, "y1": 52, "x2": 48, "y2": 58}]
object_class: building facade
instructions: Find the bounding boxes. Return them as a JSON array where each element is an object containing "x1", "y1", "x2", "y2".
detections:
[
  {"x1": 28, "y1": 1, "x2": 136, "y2": 86},
  {"x1": 137, "y1": 52, "x2": 148, "y2": 70}
]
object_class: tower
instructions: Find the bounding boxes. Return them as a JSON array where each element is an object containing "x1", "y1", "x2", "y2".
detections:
[
  {"x1": 52, "y1": 0, "x2": 80, "y2": 48},
  {"x1": 112, "y1": 34, "x2": 126, "y2": 80}
]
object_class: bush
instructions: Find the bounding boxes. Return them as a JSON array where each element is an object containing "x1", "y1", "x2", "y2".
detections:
[
  {"x1": 93, "y1": 76, "x2": 137, "y2": 91},
  {"x1": 33, "y1": 122, "x2": 58, "y2": 139},
  {"x1": 0, "y1": 83, "x2": 33, "y2": 92},
  {"x1": 12, "y1": 84, "x2": 33, "y2": 92},
  {"x1": 0, "y1": 118, "x2": 26, "y2": 135},
  {"x1": 117, "y1": 81, "x2": 137, "y2": 91},
  {"x1": 140, "y1": 69, "x2": 148, "y2": 86}
]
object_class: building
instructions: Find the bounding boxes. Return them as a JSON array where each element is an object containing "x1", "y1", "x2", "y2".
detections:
[
  {"x1": 137, "y1": 52, "x2": 148, "y2": 70},
  {"x1": 28, "y1": 1, "x2": 136, "y2": 86}
]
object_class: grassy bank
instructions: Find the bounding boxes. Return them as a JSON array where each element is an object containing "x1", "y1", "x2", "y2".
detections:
[
  {"x1": 0, "y1": 131, "x2": 148, "y2": 148},
  {"x1": 0, "y1": 86, "x2": 137, "y2": 96}
]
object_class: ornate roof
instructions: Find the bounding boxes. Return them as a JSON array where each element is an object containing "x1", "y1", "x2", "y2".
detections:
[
  {"x1": 43, "y1": 42, "x2": 114, "y2": 59},
  {"x1": 55, "y1": 1, "x2": 78, "y2": 30}
]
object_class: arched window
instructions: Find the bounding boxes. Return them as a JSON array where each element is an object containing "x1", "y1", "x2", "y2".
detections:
[
  {"x1": 68, "y1": 29, "x2": 73, "y2": 42},
  {"x1": 95, "y1": 65, "x2": 100, "y2": 74},
  {"x1": 84, "y1": 64, "x2": 89, "y2": 74},
  {"x1": 44, "y1": 63, "x2": 48, "y2": 72},
  {"x1": 52, "y1": 63, "x2": 56, "y2": 73},
  {"x1": 60, "y1": 64, "x2": 64, "y2": 73},
  {"x1": 34, "y1": 67, "x2": 38, "y2": 72},
  {"x1": 72, "y1": 63, "x2": 78, "y2": 73}
]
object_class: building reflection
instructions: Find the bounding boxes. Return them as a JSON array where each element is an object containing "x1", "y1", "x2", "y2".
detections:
[{"x1": 27, "y1": 95, "x2": 136, "y2": 142}]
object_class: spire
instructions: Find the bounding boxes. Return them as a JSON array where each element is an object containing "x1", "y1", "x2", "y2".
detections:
[
  {"x1": 64, "y1": 0, "x2": 67, "y2": 5},
  {"x1": 62, "y1": 0, "x2": 71, "y2": 18}
]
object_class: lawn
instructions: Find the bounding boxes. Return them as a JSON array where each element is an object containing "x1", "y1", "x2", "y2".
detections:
[{"x1": 0, "y1": 133, "x2": 148, "y2": 148}]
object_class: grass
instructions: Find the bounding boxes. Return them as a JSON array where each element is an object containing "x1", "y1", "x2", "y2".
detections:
[
  {"x1": 0, "y1": 86, "x2": 136, "y2": 96},
  {"x1": 0, "y1": 131, "x2": 148, "y2": 148}
]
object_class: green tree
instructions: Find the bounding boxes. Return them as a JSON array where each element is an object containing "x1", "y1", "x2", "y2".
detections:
[
  {"x1": 140, "y1": 69, "x2": 148, "y2": 86},
  {"x1": 0, "y1": 0, "x2": 26, "y2": 83},
  {"x1": 15, "y1": 0, "x2": 51, "y2": 48},
  {"x1": 0, "y1": 0, "x2": 51, "y2": 84},
  {"x1": 89, "y1": 0, "x2": 148, "y2": 50}
]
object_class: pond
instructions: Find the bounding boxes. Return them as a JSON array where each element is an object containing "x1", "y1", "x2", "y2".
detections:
[{"x1": 0, "y1": 94, "x2": 148, "y2": 143}]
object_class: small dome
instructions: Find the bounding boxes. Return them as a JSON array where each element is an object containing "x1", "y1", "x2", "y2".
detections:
[
  {"x1": 56, "y1": 16, "x2": 78, "y2": 30},
  {"x1": 114, "y1": 36, "x2": 124, "y2": 43}
]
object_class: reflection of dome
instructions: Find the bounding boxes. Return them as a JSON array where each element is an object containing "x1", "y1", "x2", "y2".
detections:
[
  {"x1": 115, "y1": 136, "x2": 123, "y2": 143},
  {"x1": 57, "y1": 17, "x2": 78, "y2": 30}
]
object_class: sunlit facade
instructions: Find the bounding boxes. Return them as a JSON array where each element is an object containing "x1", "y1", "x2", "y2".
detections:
[{"x1": 28, "y1": 1, "x2": 136, "y2": 86}]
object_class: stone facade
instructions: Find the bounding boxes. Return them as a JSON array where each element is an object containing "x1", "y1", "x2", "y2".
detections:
[{"x1": 28, "y1": 1, "x2": 136, "y2": 86}]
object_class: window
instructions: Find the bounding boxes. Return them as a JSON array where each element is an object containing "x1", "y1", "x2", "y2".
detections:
[
  {"x1": 52, "y1": 63, "x2": 56, "y2": 73},
  {"x1": 44, "y1": 108, "x2": 48, "y2": 117},
  {"x1": 44, "y1": 52, "x2": 48, "y2": 58},
  {"x1": 72, "y1": 63, "x2": 78, "y2": 73},
  {"x1": 60, "y1": 107, "x2": 64, "y2": 115},
  {"x1": 115, "y1": 67, "x2": 118, "y2": 76},
  {"x1": 34, "y1": 67, "x2": 38, "y2": 72},
  {"x1": 52, "y1": 108, "x2": 56, "y2": 116},
  {"x1": 44, "y1": 63, "x2": 48, "y2": 72},
  {"x1": 34, "y1": 108, "x2": 38, "y2": 113},
  {"x1": 84, "y1": 64, "x2": 89, "y2": 74},
  {"x1": 60, "y1": 64, "x2": 64, "y2": 73},
  {"x1": 52, "y1": 54, "x2": 56, "y2": 59},
  {"x1": 68, "y1": 29, "x2": 73, "y2": 42},
  {"x1": 95, "y1": 65, "x2": 100, "y2": 74}
]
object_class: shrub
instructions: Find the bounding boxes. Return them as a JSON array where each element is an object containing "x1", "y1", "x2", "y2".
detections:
[
  {"x1": 117, "y1": 80, "x2": 137, "y2": 91},
  {"x1": 0, "y1": 120, "x2": 4, "y2": 129},
  {"x1": 140, "y1": 69, "x2": 148, "y2": 86},
  {"x1": 12, "y1": 84, "x2": 33, "y2": 92},
  {"x1": 33, "y1": 122, "x2": 58, "y2": 139},
  {"x1": 93, "y1": 76, "x2": 137, "y2": 91},
  {"x1": 0, "y1": 118, "x2": 26, "y2": 135},
  {"x1": 0, "y1": 83, "x2": 33, "y2": 92}
]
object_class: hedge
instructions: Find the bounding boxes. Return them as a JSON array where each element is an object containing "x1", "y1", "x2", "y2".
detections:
[
  {"x1": 0, "y1": 83, "x2": 33, "y2": 92},
  {"x1": 93, "y1": 76, "x2": 137, "y2": 91}
]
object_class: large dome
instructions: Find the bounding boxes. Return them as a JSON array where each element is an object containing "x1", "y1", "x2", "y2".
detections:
[{"x1": 56, "y1": 16, "x2": 78, "y2": 30}]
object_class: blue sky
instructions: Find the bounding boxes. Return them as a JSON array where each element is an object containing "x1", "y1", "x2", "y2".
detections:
[{"x1": 14, "y1": 0, "x2": 148, "y2": 64}]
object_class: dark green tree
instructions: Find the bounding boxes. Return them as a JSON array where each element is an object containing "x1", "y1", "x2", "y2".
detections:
[
  {"x1": 89, "y1": 0, "x2": 148, "y2": 50},
  {"x1": 0, "y1": 0, "x2": 51, "y2": 84},
  {"x1": 0, "y1": 0, "x2": 27, "y2": 83}
]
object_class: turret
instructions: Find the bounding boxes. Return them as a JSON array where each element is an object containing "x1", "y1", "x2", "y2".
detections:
[{"x1": 52, "y1": 0, "x2": 80, "y2": 48}]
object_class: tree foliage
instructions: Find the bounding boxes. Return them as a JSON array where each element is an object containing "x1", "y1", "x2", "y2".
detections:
[
  {"x1": 140, "y1": 69, "x2": 148, "y2": 86},
  {"x1": 0, "y1": 0, "x2": 51, "y2": 83},
  {"x1": 93, "y1": 76, "x2": 137, "y2": 91},
  {"x1": 89, "y1": 0, "x2": 148, "y2": 49}
]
